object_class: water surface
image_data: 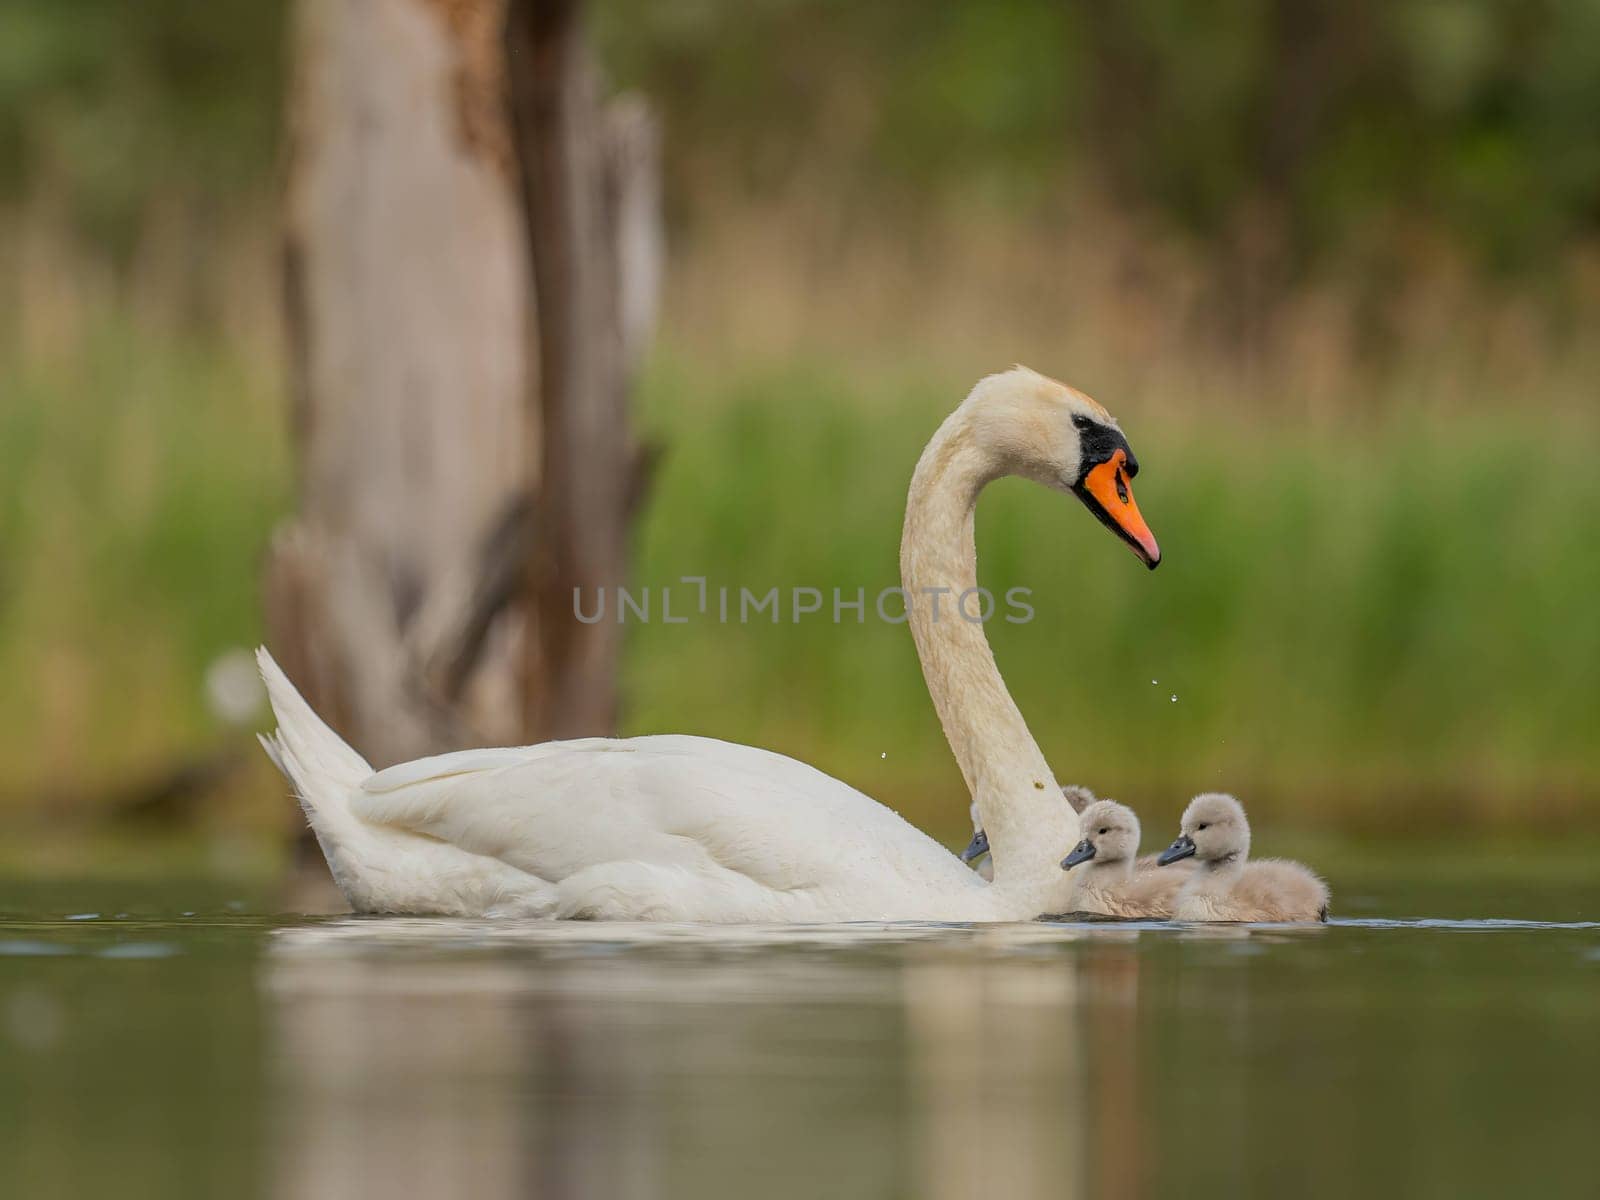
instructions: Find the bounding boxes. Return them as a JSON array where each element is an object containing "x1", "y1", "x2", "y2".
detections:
[{"x1": 1, "y1": 876, "x2": 1596, "y2": 1199}]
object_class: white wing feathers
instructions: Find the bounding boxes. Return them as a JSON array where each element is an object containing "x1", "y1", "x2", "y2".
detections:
[{"x1": 258, "y1": 647, "x2": 983, "y2": 921}]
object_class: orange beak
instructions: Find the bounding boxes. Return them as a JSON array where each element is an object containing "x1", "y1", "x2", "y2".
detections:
[{"x1": 1076, "y1": 449, "x2": 1161, "y2": 568}]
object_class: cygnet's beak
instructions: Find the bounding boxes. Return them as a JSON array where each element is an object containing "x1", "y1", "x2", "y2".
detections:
[
  {"x1": 1156, "y1": 834, "x2": 1196, "y2": 866},
  {"x1": 1060, "y1": 839, "x2": 1097, "y2": 870},
  {"x1": 959, "y1": 828, "x2": 990, "y2": 865},
  {"x1": 1074, "y1": 449, "x2": 1160, "y2": 569}
]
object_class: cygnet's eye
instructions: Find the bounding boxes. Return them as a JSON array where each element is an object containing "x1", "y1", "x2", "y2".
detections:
[
  {"x1": 1197, "y1": 823, "x2": 1209, "y2": 831},
  {"x1": 1098, "y1": 827, "x2": 1109, "y2": 835}
]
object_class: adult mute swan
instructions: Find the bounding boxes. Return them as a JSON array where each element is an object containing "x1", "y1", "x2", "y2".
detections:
[
  {"x1": 1155, "y1": 794, "x2": 1330, "y2": 922},
  {"x1": 259, "y1": 366, "x2": 1162, "y2": 922}
]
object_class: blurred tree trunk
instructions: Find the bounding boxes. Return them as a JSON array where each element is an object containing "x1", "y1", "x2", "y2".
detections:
[
  {"x1": 506, "y1": 0, "x2": 659, "y2": 740},
  {"x1": 270, "y1": 0, "x2": 531, "y2": 770},
  {"x1": 267, "y1": 0, "x2": 658, "y2": 900}
]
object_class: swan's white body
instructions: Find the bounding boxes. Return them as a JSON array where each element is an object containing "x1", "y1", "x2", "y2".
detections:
[
  {"x1": 260, "y1": 367, "x2": 1156, "y2": 922},
  {"x1": 262, "y1": 662, "x2": 1000, "y2": 921}
]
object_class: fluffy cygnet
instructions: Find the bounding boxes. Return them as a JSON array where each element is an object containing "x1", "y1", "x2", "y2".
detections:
[
  {"x1": 1058, "y1": 800, "x2": 1187, "y2": 919},
  {"x1": 1155, "y1": 793, "x2": 1329, "y2": 923}
]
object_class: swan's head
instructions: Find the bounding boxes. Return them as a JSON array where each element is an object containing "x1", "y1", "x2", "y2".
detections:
[
  {"x1": 965, "y1": 366, "x2": 1160, "y2": 568},
  {"x1": 962, "y1": 784, "x2": 1095, "y2": 870},
  {"x1": 1060, "y1": 800, "x2": 1141, "y2": 871},
  {"x1": 1157, "y1": 792, "x2": 1250, "y2": 866}
]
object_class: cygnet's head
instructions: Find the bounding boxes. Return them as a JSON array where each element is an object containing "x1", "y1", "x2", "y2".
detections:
[
  {"x1": 1060, "y1": 800, "x2": 1142, "y2": 871},
  {"x1": 1059, "y1": 784, "x2": 1096, "y2": 815},
  {"x1": 1157, "y1": 793, "x2": 1250, "y2": 867},
  {"x1": 960, "y1": 799, "x2": 990, "y2": 868},
  {"x1": 962, "y1": 367, "x2": 1160, "y2": 568}
]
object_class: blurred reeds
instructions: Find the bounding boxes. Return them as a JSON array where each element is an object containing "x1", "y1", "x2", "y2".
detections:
[
  {"x1": 0, "y1": 207, "x2": 283, "y2": 816},
  {"x1": 3, "y1": 189, "x2": 1597, "y2": 844}
]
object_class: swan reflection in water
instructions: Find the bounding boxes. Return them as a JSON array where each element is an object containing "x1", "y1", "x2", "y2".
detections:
[
  {"x1": 265, "y1": 920, "x2": 1245, "y2": 1200},
  {"x1": 266, "y1": 919, "x2": 1329, "y2": 1199}
]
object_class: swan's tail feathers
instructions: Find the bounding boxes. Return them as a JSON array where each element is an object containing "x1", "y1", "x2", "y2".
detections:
[
  {"x1": 256, "y1": 646, "x2": 372, "y2": 790},
  {"x1": 256, "y1": 648, "x2": 378, "y2": 908}
]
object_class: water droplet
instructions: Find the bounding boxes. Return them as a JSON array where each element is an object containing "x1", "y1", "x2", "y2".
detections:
[
  {"x1": 1170, "y1": 694, "x2": 1178, "y2": 703},
  {"x1": 880, "y1": 752, "x2": 887, "y2": 759},
  {"x1": 65, "y1": 913, "x2": 99, "y2": 921}
]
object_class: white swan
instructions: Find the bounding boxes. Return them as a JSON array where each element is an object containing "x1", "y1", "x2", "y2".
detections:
[{"x1": 259, "y1": 366, "x2": 1162, "y2": 922}]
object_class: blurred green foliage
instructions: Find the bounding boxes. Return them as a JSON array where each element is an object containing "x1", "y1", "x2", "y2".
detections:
[
  {"x1": 0, "y1": 324, "x2": 286, "y2": 797},
  {"x1": 0, "y1": 0, "x2": 282, "y2": 260},
  {"x1": 596, "y1": 0, "x2": 1600, "y2": 276},
  {"x1": 3, "y1": 1, "x2": 1600, "y2": 279}
]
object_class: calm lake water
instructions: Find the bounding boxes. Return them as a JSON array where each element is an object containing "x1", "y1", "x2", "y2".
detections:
[{"x1": 1, "y1": 874, "x2": 1597, "y2": 1199}]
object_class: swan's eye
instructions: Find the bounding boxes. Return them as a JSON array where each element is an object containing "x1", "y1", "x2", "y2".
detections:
[{"x1": 1071, "y1": 414, "x2": 1094, "y2": 431}]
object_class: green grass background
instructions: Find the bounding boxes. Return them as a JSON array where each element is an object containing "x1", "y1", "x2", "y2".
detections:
[{"x1": 9, "y1": 324, "x2": 1594, "y2": 850}]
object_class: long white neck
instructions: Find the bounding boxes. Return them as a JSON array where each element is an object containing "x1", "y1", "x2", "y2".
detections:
[{"x1": 900, "y1": 403, "x2": 1077, "y2": 906}]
